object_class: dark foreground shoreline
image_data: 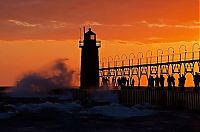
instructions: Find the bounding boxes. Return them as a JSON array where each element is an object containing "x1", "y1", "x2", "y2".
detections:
[
  {"x1": 0, "y1": 109, "x2": 200, "y2": 132},
  {"x1": 1, "y1": 88, "x2": 200, "y2": 132}
]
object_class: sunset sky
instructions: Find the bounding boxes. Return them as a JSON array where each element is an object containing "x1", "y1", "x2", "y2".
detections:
[{"x1": 0, "y1": 0, "x2": 199, "y2": 86}]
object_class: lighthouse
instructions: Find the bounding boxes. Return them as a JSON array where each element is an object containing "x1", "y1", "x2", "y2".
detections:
[{"x1": 79, "y1": 28, "x2": 101, "y2": 89}]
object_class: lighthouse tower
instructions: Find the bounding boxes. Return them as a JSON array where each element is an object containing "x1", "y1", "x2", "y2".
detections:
[{"x1": 79, "y1": 28, "x2": 101, "y2": 89}]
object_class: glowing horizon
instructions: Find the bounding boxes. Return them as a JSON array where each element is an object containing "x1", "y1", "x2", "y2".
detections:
[{"x1": 0, "y1": 0, "x2": 199, "y2": 86}]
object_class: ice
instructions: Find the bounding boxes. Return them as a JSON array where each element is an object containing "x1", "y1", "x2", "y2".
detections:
[
  {"x1": 82, "y1": 103, "x2": 157, "y2": 119},
  {"x1": 1, "y1": 102, "x2": 157, "y2": 120},
  {"x1": 57, "y1": 95, "x2": 73, "y2": 101},
  {"x1": 0, "y1": 112, "x2": 15, "y2": 119},
  {"x1": 15, "y1": 102, "x2": 81, "y2": 113}
]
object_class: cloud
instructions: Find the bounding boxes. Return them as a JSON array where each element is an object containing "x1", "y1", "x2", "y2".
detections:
[
  {"x1": 8, "y1": 20, "x2": 41, "y2": 27},
  {"x1": 148, "y1": 23, "x2": 169, "y2": 28},
  {"x1": 82, "y1": 21, "x2": 133, "y2": 27},
  {"x1": 194, "y1": 21, "x2": 200, "y2": 24},
  {"x1": 148, "y1": 37, "x2": 163, "y2": 40},
  {"x1": 109, "y1": 40, "x2": 145, "y2": 45},
  {"x1": 7, "y1": 19, "x2": 132, "y2": 30},
  {"x1": 117, "y1": 40, "x2": 128, "y2": 44},
  {"x1": 50, "y1": 21, "x2": 66, "y2": 28},
  {"x1": 121, "y1": 24, "x2": 132, "y2": 27},
  {"x1": 142, "y1": 21, "x2": 200, "y2": 29},
  {"x1": 108, "y1": 24, "x2": 133, "y2": 27},
  {"x1": 8, "y1": 19, "x2": 75, "y2": 29},
  {"x1": 174, "y1": 24, "x2": 200, "y2": 29},
  {"x1": 50, "y1": 21, "x2": 74, "y2": 29},
  {"x1": 83, "y1": 21, "x2": 103, "y2": 26},
  {"x1": 141, "y1": 20, "x2": 148, "y2": 24}
]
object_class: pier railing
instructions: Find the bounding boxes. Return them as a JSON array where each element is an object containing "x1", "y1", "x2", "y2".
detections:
[
  {"x1": 99, "y1": 43, "x2": 200, "y2": 87},
  {"x1": 72, "y1": 88, "x2": 200, "y2": 111},
  {"x1": 120, "y1": 89, "x2": 200, "y2": 111}
]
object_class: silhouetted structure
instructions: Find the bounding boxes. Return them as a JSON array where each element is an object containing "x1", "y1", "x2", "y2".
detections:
[
  {"x1": 178, "y1": 74, "x2": 186, "y2": 91},
  {"x1": 79, "y1": 28, "x2": 101, "y2": 89},
  {"x1": 148, "y1": 75, "x2": 154, "y2": 89},
  {"x1": 160, "y1": 75, "x2": 165, "y2": 90},
  {"x1": 99, "y1": 43, "x2": 200, "y2": 89},
  {"x1": 155, "y1": 75, "x2": 160, "y2": 88},
  {"x1": 193, "y1": 72, "x2": 200, "y2": 92},
  {"x1": 131, "y1": 78, "x2": 135, "y2": 89}
]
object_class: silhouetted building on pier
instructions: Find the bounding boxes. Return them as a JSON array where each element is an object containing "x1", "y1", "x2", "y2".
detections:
[{"x1": 79, "y1": 28, "x2": 101, "y2": 89}]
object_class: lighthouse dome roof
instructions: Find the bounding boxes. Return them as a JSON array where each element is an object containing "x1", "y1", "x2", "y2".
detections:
[{"x1": 85, "y1": 28, "x2": 96, "y2": 35}]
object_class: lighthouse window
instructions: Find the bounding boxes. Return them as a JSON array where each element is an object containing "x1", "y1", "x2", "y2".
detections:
[{"x1": 90, "y1": 35, "x2": 95, "y2": 40}]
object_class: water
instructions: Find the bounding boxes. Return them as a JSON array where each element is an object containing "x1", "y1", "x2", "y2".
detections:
[{"x1": 0, "y1": 101, "x2": 199, "y2": 132}]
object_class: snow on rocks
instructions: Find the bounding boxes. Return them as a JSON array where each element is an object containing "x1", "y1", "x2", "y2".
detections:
[
  {"x1": 0, "y1": 112, "x2": 15, "y2": 119},
  {"x1": 15, "y1": 102, "x2": 81, "y2": 113},
  {"x1": 82, "y1": 103, "x2": 157, "y2": 119}
]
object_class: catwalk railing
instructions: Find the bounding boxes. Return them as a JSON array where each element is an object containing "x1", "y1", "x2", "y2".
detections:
[
  {"x1": 120, "y1": 89, "x2": 200, "y2": 111},
  {"x1": 72, "y1": 89, "x2": 200, "y2": 111},
  {"x1": 99, "y1": 43, "x2": 200, "y2": 86}
]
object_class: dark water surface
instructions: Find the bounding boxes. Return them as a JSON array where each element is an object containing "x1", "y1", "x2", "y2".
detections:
[{"x1": 0, "y1": 110, "x2": 200, "y2": 132}]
